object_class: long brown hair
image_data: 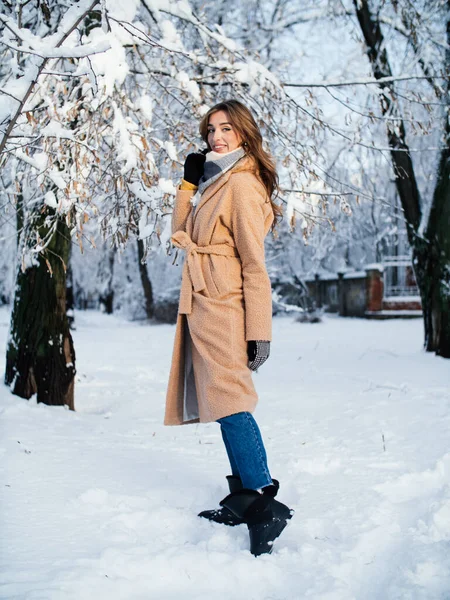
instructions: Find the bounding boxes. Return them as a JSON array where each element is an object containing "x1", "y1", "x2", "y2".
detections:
[{"x1": 199, "y1": 99, "x2": 282, "y2": 228}]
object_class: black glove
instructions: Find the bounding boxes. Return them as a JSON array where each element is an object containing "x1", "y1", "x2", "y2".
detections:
[
  {"x1": 183, "y1": 151, "x2": 207, "y2": 186},
  {"x1": 247, "y1": 340, "x2": 270, "y2": 371}
]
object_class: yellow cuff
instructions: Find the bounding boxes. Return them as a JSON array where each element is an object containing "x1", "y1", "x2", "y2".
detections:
[{"x1": 179, "y1": 179, "x2": 198, "y2": 191}]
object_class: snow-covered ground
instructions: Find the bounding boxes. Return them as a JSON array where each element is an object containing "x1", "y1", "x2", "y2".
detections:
[{"x1": 1, "y1": 308, "x2": 449, "y2": 600}]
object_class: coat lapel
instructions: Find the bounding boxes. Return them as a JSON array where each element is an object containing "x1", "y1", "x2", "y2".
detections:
[{"x1": 193, "y1": 169, "x2": 233, "y2": 225}]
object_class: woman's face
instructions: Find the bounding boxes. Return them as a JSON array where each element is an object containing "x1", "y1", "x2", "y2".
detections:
[{"x1": 207, "y1": 110, "x2": 242, "y2": 154}]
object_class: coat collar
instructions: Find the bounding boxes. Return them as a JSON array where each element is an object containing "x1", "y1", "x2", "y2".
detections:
[{"x1": 193, "y1": 155, "x2": 257, "y2": 221}]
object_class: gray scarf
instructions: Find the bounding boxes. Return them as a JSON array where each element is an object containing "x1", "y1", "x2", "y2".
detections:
[{"x1": 198, "y1": 147, "x2": 246, "y2": 196}]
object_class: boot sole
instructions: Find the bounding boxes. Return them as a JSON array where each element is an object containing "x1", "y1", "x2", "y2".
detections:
[{"x1": 198, "y1": 509, "x2": 245, "y2": 527}]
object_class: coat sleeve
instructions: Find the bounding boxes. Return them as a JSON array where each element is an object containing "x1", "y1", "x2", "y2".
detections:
[
  {"x1": 171, "y1": 187, "x2": 194, "y2": 234},
  {"x1": 230, "y1": 176, "x2": 273, "y2": 342}
]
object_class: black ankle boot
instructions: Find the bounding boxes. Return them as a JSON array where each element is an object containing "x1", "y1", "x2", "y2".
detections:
[
  {"x1": 198, "y1": 476, "x2": 245, "y2": 526},
  {"x1": 198, "y1": 477, "x2": 282, "y2": 527},
  {"x1": 219, "y1": 487, "x2": 293, "y2": 556}
]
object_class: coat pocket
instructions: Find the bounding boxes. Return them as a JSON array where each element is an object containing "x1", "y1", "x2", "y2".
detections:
[{"x1": 209, "y1": 255, "x2": 229, "y2": 297}]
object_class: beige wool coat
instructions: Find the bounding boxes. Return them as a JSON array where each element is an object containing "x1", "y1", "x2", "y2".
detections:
[{"x1": 164, "y1": 155, "x2": 274, "y2": 426}]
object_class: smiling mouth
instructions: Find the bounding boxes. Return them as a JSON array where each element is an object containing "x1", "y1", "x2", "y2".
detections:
[{"x1": 214, "y1": 145, "x2": 226, "y2": 150}]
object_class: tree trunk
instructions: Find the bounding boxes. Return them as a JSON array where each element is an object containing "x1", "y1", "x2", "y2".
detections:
[
  {"x1": 5, "y1": 215, "x2": 76, "y2": 408},
  {"x1": 417, "y1": 80, "x2": 450, "y2": 357},
  {"x1": 137, "y1": 238, "x2": 154, "y2": 319},
  {"x1": 414, "y1": 235, "x2": 450, "y2": 358},
  {"x1": 16, "y1": 189, "x2": 24, "y2": 247},
  {"x1": 98, "y1": 246, "x2": 115, "y2": 314},
  {"x1": 66, "y1": 246, "x2": 75, "y2": 329},
  {"x1": 353, "y1": 0, "x2": 450, "y2": 357},
  {"x1": 420, "y1": 2, "x2": 450, "y2": 358}
]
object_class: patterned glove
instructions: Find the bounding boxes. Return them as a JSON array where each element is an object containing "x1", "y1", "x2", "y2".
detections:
[
  {"x1": 247, "y1": 340, "x2": 270, "y2": 371},
  {"x1": 183, "y1": 151, "x2": 207, "y2": 186}
]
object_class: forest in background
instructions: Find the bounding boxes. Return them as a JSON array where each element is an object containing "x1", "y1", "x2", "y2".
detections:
[{"x1": 0, "y1": 0, "x2": 448, "y2": 409}]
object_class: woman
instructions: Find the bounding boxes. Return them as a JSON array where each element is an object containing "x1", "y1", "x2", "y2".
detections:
[{"x1": 165, "y1": 99, "x2": 293, "y2": 556}]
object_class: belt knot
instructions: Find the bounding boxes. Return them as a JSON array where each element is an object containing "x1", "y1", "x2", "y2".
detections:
[
  {"x1": 171, "y1": 231, "x2": 207, "y2": 294},
  {"x1": 171, "y1": 230, "x2": 239, "y2": 314}
]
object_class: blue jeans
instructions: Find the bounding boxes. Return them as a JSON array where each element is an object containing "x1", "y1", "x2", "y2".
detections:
[{"x1": 217, "y1": 412, "x2": 273, "y2": 490}]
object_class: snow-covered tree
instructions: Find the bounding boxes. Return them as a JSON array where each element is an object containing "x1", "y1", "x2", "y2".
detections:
[
  {"x1": 1, "y1": 0, "x2": 358, "y2": 408},
  {"x1": 209, "y1": 0, "x2": 450, "y2": 356},
  {"x1": 350, "y1": 0, "x2": 450, "y2": 357},
  {"x1": 3, "y1": 0, "x2": 447, "y2": 412}
]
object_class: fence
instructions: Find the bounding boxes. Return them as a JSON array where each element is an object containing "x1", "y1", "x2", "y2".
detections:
[{"x1": 305, "y1": 264, "x2": 422, "y2": 319}]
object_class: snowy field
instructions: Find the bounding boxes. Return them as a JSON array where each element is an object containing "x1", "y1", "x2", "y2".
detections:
[{"x1": 1, "y1": 307, "x2": 449, "y2": 600}]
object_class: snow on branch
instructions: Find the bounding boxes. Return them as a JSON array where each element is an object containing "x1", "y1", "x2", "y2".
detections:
[
  {"x1": 1, "y1": 0, "x2": 442, "y2": 262},
  {"x1": 0, "y1": 37, "x2": 112, "y2": 60},
  {"x1": 0, "y1": 0, "x2": 101, "y2": 157},
  {"x1": 283, "y1": 74, "x2": 449, "y2": 88}
]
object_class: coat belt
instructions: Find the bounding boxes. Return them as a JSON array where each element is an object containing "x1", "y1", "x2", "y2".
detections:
[{"x1": 171, "y1": 230, "x2": 239, "y2": 314}]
